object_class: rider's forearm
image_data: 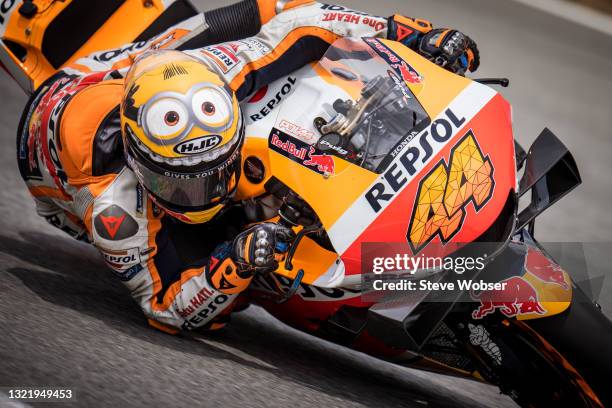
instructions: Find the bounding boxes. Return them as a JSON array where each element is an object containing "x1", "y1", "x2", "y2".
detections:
[
  {"x1": 186, "y1": 2, "x2": 394, "y2": 100},
  {"x1": 178, "y1": 0, "x2": 270, "y2": 51},
  {"x1": 186, "y1": 2, "x2": 437, "y2": 100}
]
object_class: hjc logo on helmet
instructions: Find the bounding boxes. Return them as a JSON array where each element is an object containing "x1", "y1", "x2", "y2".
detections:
[{"x1": 173, "y1": 135, "x2": 222, "y2": 155}]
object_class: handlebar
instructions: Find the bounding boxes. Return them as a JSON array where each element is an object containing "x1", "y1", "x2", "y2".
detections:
[{"x1": 475, "y1": 78, "x2": 510, "y2": 87}]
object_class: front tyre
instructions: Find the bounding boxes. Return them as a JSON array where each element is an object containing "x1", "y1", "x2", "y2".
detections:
[
  {"x1": 450, "y1": 286, "x2": 611, "y2": 407},
  {"x1": 523, "y1": 286, "x2": 612, "y2": 407}
]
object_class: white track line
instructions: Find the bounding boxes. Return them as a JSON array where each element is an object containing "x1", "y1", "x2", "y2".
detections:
[
  {"x1": 512, "y1": 0, "x2": 612, "y2": 36},
  {"x1": 192, "y1": 336, "x2": 278, "y2": 370}
]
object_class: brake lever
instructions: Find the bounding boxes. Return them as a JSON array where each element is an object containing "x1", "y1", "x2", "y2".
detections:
[
  {"x1": 267, "y1": 269, "x2": 305, "y2": 304},
  {"x1": 284, "y1": 225, "x2": 322, "y2": 271},
  {"x1": 260, "y1": 224, "x2": 320, "y2": 303}
]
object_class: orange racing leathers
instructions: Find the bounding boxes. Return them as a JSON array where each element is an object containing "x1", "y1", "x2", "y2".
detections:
[{"x1": 16, "y1": 1, "x2": 434, "y2": 333}]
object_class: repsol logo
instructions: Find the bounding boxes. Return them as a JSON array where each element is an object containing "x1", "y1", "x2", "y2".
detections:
[
  {"x1": 181, "y1": 294, "x2": 229, "y2": 330},
  {"x1": 105, "y1": 253, "x2": 137, "y2": 264},
  {"x1": 174, "y1": 135, "x2": 222, "y2": 155},
  {"x1": 249, "y1": 76, "x2": 296, "y2": 122},
  {"x1": 0, "y1": 0, "x2": 17, "y2": 26},
  {"x1": 365, "y1": 108, "x2": 466, "y2": 213}
]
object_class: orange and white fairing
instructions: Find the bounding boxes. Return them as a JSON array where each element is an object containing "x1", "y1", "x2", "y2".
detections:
[{"x1": 239, "y1": 38, "x2": 517, "y2": 287}]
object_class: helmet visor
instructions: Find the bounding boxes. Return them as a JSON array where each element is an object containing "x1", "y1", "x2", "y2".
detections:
[{"x1": 126, "y1": 142, "x2": 241, "y2": 211}]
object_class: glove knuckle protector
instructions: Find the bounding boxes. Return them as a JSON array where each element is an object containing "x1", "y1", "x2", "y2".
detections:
[
  {"x1": 419, "y1": 28, "x2": 480, "y2": 75},
  {"x1": 232, "y1": 222, "x2": 295, "y2": 274}
]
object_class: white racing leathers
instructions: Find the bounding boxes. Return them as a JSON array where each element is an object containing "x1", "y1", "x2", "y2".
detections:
[{"x1": 17, "y1": 0, "x2": 435, "y2": 332}]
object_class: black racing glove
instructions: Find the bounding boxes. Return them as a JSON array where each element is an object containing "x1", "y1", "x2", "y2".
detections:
[
  {"x1": 232, "y1": 222, "x2": 296, "y2": 275},
  {"x1": 418, "y1": 29, "x2": 480, "y2": 75}
]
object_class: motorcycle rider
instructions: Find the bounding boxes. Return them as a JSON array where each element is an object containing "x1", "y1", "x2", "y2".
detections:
[{"x1": 16, "y1": 0, "x2": 480, "y2": 333}]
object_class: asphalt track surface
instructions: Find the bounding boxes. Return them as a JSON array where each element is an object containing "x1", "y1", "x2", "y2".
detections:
[{"x1": 0, "y1": 1, "x2": 611, "y2": 407}]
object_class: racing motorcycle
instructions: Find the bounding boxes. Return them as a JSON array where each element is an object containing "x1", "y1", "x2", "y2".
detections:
[
  {"x1": 235, "y1": 37, "x2": 612, "y2": 408},
  {"x1": 2, "y1": 1, "x2": 611, "y2": 407}
]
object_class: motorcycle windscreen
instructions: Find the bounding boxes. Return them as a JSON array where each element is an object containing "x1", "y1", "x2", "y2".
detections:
[{"x1": 268, "y1": 37, "x2": 431, "y2": 179}]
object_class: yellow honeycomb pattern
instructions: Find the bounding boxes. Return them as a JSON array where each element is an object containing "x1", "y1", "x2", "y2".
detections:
[{"x1": 409, "y1": 132, "x2": 494, "y2": 252}]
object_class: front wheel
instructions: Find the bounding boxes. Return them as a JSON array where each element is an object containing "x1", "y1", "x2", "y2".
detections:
[{"x1": 447, "y1": 286, "x2": 612, "y2": 407}]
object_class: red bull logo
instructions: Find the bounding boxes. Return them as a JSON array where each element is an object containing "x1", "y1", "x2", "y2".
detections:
[
  {"x1": 303, "y1": 147, "x2": 335, "y2": 174},
  {"x1": 270, "y1": 134, "x2": 308, "y2": 160},
  {"x1": 525, "y1": 248, "x2": 570, "y2": 290},
  {"x1": 472, "y1": 276, "x2": 547, "y2": 319},
  {"x1": 364, "y1": 38, "x2": 424, "y2": 86},
  {"x1": 393, "y1": 61, "x2": 423, "y2": 84}
]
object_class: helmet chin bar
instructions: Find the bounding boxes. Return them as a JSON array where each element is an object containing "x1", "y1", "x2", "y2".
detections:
[
  {"x1": 146, "y1": 191, "x2": 229, "y2": 224},
  {"x1": 147, "y1": 185, "x2": 233, "y2": 214},
  {"x1": 140, "y1": 151, "x2": 241, "y2": 224}
]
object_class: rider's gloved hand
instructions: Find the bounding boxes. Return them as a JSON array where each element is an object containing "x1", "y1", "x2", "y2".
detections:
[
  {"x1": 418, "y1": 29, "x2": 480, "y2": 75},
  {"x1": 232, "y1": 222, "x2": 296, "y2": 275}
]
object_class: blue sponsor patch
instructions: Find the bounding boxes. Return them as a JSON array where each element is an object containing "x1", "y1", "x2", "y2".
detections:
[{"x1": 115, "y1": 263, "x2": 143, "y2": 281}]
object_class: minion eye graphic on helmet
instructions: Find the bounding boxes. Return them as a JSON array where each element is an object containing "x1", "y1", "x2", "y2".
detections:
[
  {"x1": 145, "y1": 98, "x2": 189, "y2": 141},
  {"x1": 191, "y1": 88, "x2": 231, "y2": 129}
]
